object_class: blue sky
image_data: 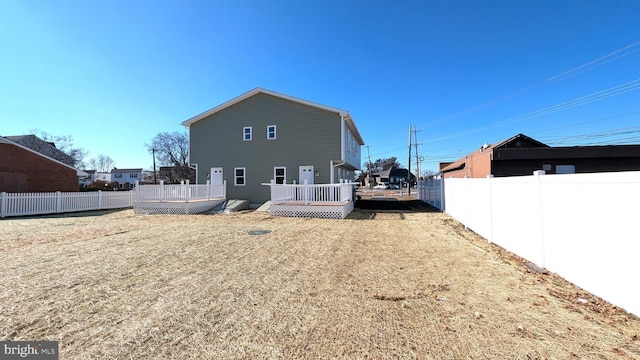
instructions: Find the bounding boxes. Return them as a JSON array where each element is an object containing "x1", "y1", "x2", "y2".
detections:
[{"x1": 1, "y1": 1, "x2": 639, "y2": 174}]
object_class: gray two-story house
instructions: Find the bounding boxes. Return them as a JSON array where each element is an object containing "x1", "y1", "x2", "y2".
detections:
[{"x1": 182, "y1": 88, "x2": 365, "y2": 207}]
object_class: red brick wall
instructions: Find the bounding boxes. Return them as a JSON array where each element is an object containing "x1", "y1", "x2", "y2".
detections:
[
  {"x1": 468, "y1": 151, "x2": 492, "y2": 178},
  {"x1": 0, "y1": 144, "x2": 79, "y2": 192},
  {"x1": 442, "y1": 151, "x2": 493, "y2": 178}
]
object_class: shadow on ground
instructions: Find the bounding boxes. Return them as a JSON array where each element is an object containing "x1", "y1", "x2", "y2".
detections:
[{"x1": 354, "y1": 198, "x2": 440, "y2": 212}]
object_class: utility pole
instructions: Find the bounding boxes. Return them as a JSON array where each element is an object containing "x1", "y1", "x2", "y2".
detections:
[
  {"x1": 408, "y1": 125, "x2": 412, "y2": 196},
  {"x1": 366, "y1": 145, "x2": 373, "y2": 188},
  {"x1": 413, "y1": 127, "x2": 422, "y2": 181},
  {"x1": 152, "y1": 148, "x2": 157, "y2": 184}
]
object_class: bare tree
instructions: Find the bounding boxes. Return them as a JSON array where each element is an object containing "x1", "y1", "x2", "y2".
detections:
[
  {"x1": 146, "y1": 131, "x2": 193, "y2": 183},
  {"x1": 421, "y1": 169, "x2": 438, "y2": 179},
  {"x1": 88, "y1": 155, "x2": 116, "y2": 172},
  {"x1": 23, "y1": 129, "x2": 87, "y2": 168},
  {"x1": 367, "y1": 157, "x2": 403, "y2": 173}
]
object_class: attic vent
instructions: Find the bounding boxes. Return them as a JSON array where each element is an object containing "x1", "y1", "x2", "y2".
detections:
[{"x1": 515, "y1": 141, "x2": 522, "y2": 147}]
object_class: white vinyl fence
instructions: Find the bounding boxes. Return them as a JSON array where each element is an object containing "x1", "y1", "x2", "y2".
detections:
[
  {"x1": 0, "y1": 190, "x2": 134, "y2": 218},
  {"x1": 417, "y1": 178, "x2": 445, "y2": 210},
  {"x1": 443, "y1": 171, "x2": 640, "y2": 317}
]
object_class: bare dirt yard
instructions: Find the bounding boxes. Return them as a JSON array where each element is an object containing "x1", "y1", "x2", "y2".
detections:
[{"x1": 1, "y1": 204, "x2": 639, "y2": 359}]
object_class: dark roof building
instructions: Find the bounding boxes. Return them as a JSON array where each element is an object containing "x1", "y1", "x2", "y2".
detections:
[{"x1": 440, "y1": 133, "x2": 640, "y2": 178}]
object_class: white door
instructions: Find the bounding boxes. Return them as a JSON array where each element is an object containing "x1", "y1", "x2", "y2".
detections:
[
  {"x1": 210, "y1": 167, "x2": 223, "y2": 185},
  {"x1": 299, "y1": 166, "x2": 314, "y2": 185}
]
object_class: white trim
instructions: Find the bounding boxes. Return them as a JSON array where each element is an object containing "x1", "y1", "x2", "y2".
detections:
[
  {"x1": 267, "y1": 125, "x2": 277, "y2": 140},
  {"x1": 340, "y1": 115, "x2": 345, "y2": 161},
  {"x1": 234, "y1": 167, "x2": 246, "y2": 186},
  {"x1": 243, "y1": 126, "x2": 252, "y2": 141}
]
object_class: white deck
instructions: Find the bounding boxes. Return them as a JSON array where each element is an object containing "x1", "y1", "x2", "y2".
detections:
[
  {"x1": 269, "y1": 201, "x2": 354, "y2": 219},
  {"x1": 133, "y1": 198, "x2": 226, "y2": 215},
  {"x1": 264, "y1": 180, "x2": 357, "y2": 219},
  {"x1": 133, "y1": 181, "x2": 226, "y2": 214}
]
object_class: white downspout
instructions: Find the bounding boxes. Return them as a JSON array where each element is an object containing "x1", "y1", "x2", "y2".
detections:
[{"x1": 340, "y1": 114, "x2": 345, "y2": 164}]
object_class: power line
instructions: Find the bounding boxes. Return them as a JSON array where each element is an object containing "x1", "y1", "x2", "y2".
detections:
[
  {"x1": 417, "y1": 39, "x2": 640, "y2": 130},
  {"x1": 422, "y1": 77, "x2": 640, "y2": 144}
]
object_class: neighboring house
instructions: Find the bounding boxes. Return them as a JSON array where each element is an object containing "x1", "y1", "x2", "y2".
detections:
[
  {"x1": 95, "y1": 172, "x2": 112, "y2": 182},
  {"x1": 110, "y1": 168, "x2": 143, "y2": 190},
  {"x1": 79, "y1": 170, "x2": 112, "y2": 188},
  {"x1": 0, "y1": 136, "x2": 87, "y2": 192},
  {"x1": 182, "y1": 87, "x2": 365, "y2": 206},
  {"x1": 440, "y1": 133, "x2": 640, "y2": 178},
  {"x1": 5, "y1": 134, "x2": 75, "y2": 167},
  {"x1": 79, "y1": 170, "x2": 97, "y2": 188},
  {"x1": 371, "y1": 168, "x2": 416, "y2": 186},
  {"x1": 158, "y1": 165, "x2": 195, "y2": 184}
]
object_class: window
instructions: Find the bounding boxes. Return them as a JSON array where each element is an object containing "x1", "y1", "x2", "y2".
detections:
[
  {"x1": 114, "y1": 173, "x2": 123, "y2": 179},
  {"x1": 556, "y1": 165, "x2": 576, "y2": 174},
  {"x1": 274, "y1": 167, "x2": 286, "y2": 184},
  {"x1": 267, "y1": 125, "x2": 276, "y2": 140},
  {"x1": 243, "y1": 127, "x2": 252, "y2": 141},
  {"x1": 234, "y1": 167, "x2": 246, "y2": 186},
  {"x1": 131, "y1": 173, "x2": 139, "y2": 178}
]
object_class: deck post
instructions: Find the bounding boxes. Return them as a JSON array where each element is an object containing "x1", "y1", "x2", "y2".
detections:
[
  {"x1": 303, "y1": 179, "x2": 309, "y2": 205},
  {"x1": 184, "y1": 180, "x2": 190, "y2": 203},
  {"x1": 206, "y1": 180, "x2": 211, "y2": 200},
  {"x1": 270, "y1": 179, "x2": 276, "y2": 203},
  {"x1": 1, "y1": 192, "x2": 6, "y2": 218},
  {"x1": 223, "y1": 180, "x2": 227, "y2": 199}
]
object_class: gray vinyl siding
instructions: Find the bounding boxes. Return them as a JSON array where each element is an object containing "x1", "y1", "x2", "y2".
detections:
[{"x1": 189, "y1": 92, "x2": 342, "y2": 205}]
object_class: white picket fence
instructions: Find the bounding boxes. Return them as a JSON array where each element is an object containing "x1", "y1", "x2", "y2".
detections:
[
  {"x1": 440, "y1": 170, "x2": 640, "y2": 317},
  {"x1": 0, "y1": 190, "x2": 134, "y2": 218}
]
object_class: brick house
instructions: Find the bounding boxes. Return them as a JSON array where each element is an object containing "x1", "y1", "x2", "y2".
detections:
[
  {"x1": 440, "y1": 133, "x2": 640, "y2": 178},
  {"x1": 0, "y1": 136, "x2": 86, "y2": 192}
]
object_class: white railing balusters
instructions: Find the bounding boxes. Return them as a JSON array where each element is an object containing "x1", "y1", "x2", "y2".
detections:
[{"x1": 264, "y1": 180, "x2": 357, "y2": 204}]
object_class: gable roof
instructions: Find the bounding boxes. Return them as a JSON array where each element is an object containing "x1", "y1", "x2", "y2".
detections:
[
  {"x1": 0, "y1": 136, "x2": 88, "y2": 176},
  {"x1": 440, "y1": 134, "x2": 548, "y2": 173},
  {"x1": 181, "y1": 87, "x2": 365, "y2": 145},
  {"x1": 5, "y1": 134, "x2": 76, "y2": 167}
]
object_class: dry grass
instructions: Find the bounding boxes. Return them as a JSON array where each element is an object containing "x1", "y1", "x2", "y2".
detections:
[{"x1": 1, "y1": 208, "x2": 639, "y2": 359}]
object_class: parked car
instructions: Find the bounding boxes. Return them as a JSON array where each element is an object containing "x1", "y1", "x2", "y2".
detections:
[
  {"x1": 389, "y1": 184, "x2": 400, "y2": 190},
  {"x1": 373, "y1": 183, "x2": 388, "y2": 190}
]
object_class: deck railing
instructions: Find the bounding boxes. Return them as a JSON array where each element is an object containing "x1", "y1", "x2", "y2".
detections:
[
  {"x1": 134, "y1": 180, "x2": 226, "y2": 202},
  {"x1": 264, "y1": 180, "x2": 357, "y2": 204}
]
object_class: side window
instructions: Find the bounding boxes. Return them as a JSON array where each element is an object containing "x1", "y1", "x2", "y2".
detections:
[
  {"x1": 234, "y1": 167, "x2": 246, "y2": 186},
  {"x1": 243, "y1": 127, "x2": 252, "y2": 141},
  {"x1": 274, "y1": 167, "x2": 286, "y2": 184},
  {"x1": 267, "y1": 125, "x2": 276, "y2": 140}
]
